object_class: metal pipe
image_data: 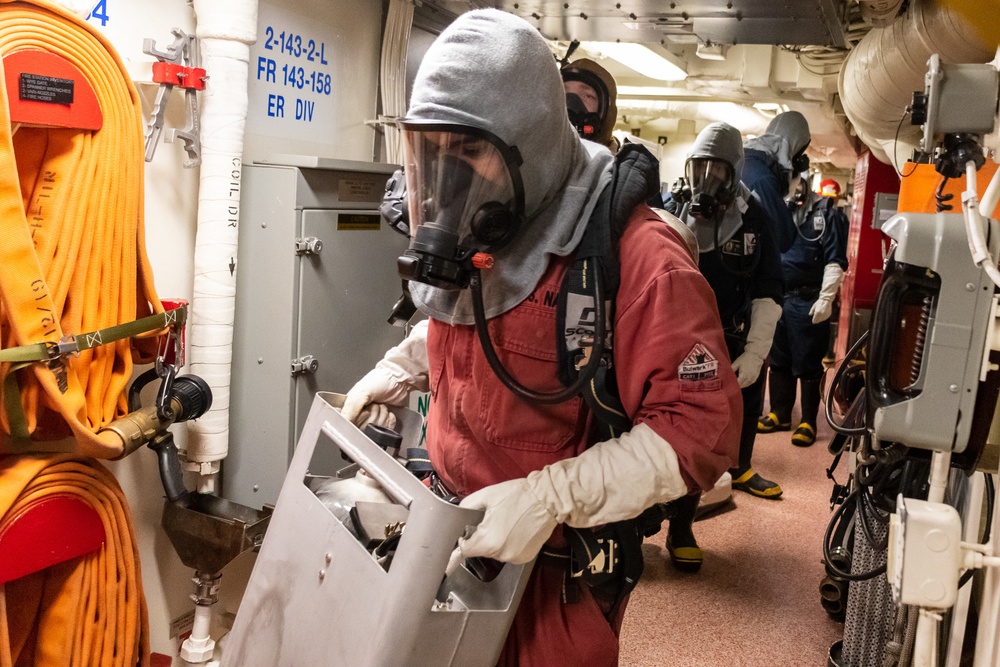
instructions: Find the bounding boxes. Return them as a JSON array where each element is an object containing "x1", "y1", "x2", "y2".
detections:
[{"x1": 973, "y1": 474, "x2": 1000, "y2": 666}]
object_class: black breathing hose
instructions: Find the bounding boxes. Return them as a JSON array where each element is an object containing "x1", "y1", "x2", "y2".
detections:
[
  {"x1": 825, "y1": 330, "x2": 870, "y2": 436},
  {"x1": 824, "y1": 488, "x2": 888, "y2": 582},
  {"x1": 469, "y1": 265, "x2": 607, "y2": 405},
  {"x1": 792, "y1": 197, "x2": 826, "y2": 243}
]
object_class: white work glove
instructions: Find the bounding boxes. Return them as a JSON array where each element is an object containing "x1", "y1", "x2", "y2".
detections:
[
  {"x1": 341, "y1": 320, "x2": 430, "y2": 430},
  {"x1": 809, "y1": 263, "x2": 845, "y2": 324},
  {"x1": 731, "y1": 298, "x2": 782, "y2": 389},
  {"x1": 458, "y1": 423, "x2": 687, "y2": 564}
]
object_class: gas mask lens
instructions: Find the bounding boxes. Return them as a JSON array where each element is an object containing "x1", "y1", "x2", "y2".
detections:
[
  {"x1": 685, "y1": 158, "x2": 735, "y2": 220},
  {"x1": 398, "y1": 123, "x2": 524, "y2": 289}
]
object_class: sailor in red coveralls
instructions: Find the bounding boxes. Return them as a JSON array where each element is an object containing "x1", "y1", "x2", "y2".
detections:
[{"x1": 342, "y1": 9, "x2": 741, "y2": 666}]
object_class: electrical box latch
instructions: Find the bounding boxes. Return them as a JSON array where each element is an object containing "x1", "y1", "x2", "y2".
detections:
[
  {"x1": 295, "y1": 237, "x2": 323, "y2": 256},
  {"x1": 291, "y1": 355, "x2": 319, "y2": 376}
]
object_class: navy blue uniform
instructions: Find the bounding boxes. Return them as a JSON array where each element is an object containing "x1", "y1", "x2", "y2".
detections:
[
  {"x1": 770, "y1": 195, "x2": 848, "y2": 379},
  {"x1": 697, "y1": 196, "x2": 783, "y2": 471},
  {"x1": 742, "y1": 148, "x2": 797, "y2": 254}
]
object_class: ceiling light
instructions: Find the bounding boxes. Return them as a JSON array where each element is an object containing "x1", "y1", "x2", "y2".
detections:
[{"x1": 580, "y1": 41, "x2": 687, "y2": 81}]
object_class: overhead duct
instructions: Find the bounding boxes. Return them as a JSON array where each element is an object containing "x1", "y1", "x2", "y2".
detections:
[
  {"x1": 839, "y1": 0, "x2": 993, "y2": 171},
  {"x1": 615, "y1": 99, "x2": 770, "y2": 136}
]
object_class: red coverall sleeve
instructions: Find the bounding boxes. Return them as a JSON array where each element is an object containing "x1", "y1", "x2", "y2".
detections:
[{"x1": 613, "y1": 216, "x2": 743, "y2": 492}]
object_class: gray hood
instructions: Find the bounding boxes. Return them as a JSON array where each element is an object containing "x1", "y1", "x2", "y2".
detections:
[
  {"x1": 684, "y1": 122, "x2": 749, "y2": 252},
  {"x1": 406, "y1": 9, "x2": 613, "y2": 325},
  {"x1": 742, "y1": 111, "x2": 810, "y2": 171}
]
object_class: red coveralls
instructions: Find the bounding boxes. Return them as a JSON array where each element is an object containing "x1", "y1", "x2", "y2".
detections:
[{"x1": 426, "y1": 205, "x2": 742, "y2": 666}]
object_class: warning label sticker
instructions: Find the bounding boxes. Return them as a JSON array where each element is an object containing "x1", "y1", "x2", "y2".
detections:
[{"x1": 337, "y1": 213, "x2": 381, "y2": 231}]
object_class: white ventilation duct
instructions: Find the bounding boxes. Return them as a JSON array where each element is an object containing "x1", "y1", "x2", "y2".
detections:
[
  {"x1": 616, "y1": 99, "x2": 770, "y2": 136},
  {"x1": 185, "y1": 0, "x2": 259, "y2": 482},
  {"x1": 839, "y1": 0, "x2": 993, "y2": 171}
]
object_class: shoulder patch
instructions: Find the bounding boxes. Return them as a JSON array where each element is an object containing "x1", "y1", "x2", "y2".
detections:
[{"x1": 679, "y1": 343, "x2": 719, "y2": 381}]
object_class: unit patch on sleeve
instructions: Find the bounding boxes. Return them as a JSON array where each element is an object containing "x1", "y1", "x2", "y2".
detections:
[{"x1": 678, "y1": 343, "x2": 719, "y2": 381}]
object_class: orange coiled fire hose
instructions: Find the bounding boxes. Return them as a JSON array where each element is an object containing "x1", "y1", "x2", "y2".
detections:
[
  {"x1": 0, "y1": 1, "x2": 160, "y2": 663},
  {"x1": 0, "y1": 0, "x2": 163, "y2": 459},
  {"x1": 0, "y1": 455, "x2": 149, "y2": 667}
]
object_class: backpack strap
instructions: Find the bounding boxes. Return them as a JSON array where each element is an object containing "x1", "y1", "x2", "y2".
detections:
[{"x1": 556, "y1": 142, "x2": 661, "y2": 437}]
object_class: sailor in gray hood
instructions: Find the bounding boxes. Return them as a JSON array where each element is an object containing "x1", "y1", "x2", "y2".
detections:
[
  {"x1": 742, "y1": 110, "x2": 812, "y2": 253},
  {"x1": 401, "y1": 9, "x2": 613, "y2": 324},
  {"x1": 663, "y1": 122, "x2": 785, "y2": 572},
  {"x1": 342, "y1": 10, "x2": 742, "y2": 665}
]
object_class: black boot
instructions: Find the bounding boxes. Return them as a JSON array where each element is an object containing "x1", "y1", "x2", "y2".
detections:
[
  {"x1": 666, "y1": 494, "x2": 702, "y2": 572},
  {"x1": 793, "y1": 376, "x2": 822, "y2": 447},
  {"x1": 758, "y1": 368, "x2": 795, "y2": 432}
]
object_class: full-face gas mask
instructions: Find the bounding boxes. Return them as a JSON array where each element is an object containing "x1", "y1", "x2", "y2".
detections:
[
  {"x1": 565, "y1": 92, "x2": 602, "y2": 141},
  {"x1": 397, "y1": 121, "x2": 525, "y2": 290},
  {"x1": 561, "y1": 67, "x2": 609, "y2": 142},
  {"x1": 685, "y1": 157, "x2": 736, "y2": 221}
]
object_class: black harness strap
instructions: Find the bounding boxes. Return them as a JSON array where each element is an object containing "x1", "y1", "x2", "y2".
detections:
[{"x1": 556, "y1": 142, "x2": 660, "y2": 437}]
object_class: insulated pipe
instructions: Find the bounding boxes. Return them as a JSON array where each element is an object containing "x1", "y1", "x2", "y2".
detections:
[
  {"x1": 185, "y1": 0, "x2": 259, "y2": 466},
  {"x1": 379, "y1": 0, "x2": 414, "y2": 164},
  {"x1": 838, "y1": 0, "x2": 993, "y2": 170},
  {"x1": 614, "y1": 99, "x2": 770, "y2": 135}
]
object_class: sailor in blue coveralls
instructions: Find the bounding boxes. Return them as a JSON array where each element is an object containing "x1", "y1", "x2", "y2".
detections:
[{"x1": 758, "y1": 179, "x2": 848, "y2": 446}]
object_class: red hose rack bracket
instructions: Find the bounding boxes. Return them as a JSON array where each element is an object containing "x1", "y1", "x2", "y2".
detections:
[
  {"x1": 0, "y1": 495, "x2": 106, "y2": 584},
  {"x1": 3, "y1": 50, "x2": 103, "y2": 131},
  {"x1": 151, "y1": 61, "x2": 206, "y2": 90}
]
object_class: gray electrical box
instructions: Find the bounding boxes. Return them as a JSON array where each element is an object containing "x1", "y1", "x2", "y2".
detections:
[
  {"x1": 226, "y1": 156, "x2": 408, "y2": 507},
  {"x1": 872, "y1": 192, "x2": 898, "y2": 230}
]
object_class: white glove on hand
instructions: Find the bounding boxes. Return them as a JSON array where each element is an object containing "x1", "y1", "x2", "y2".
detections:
[
  {"x1": 458, "y1": 423, "x2": 687, "y2": 563},
  {"x1": 809, "y1": 263, "x2": 845, "y2": 324},
  {"x1": 342, "y1": 320, "x2": 430, "y2": 430},
  {"x1": 731, "y1": 298, "x2": 782, "y2": 389},
  {"x1": 458, "y1": 478, "x2": 558, "y2": 564}
]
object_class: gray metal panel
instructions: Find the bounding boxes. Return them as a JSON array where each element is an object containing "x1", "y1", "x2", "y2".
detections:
[
  {"x1": 227, "y1": 161, "x2": 408, "y2": 508},
  {"x1": 295, "y1": 208, "x2": 408, "y2": 476},
  {"x1": 873, "y1": 212, "x2": 1000, "y2": 452},
  {"x1": 228, "y1": 164, "x2": 301, "y2": 508},
  {"x1": 426, "y1": 0, "x2": 848, "y2": 45},
  {"x1": 872, "y1": 193, "x2": 898, "y2": 230}
]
